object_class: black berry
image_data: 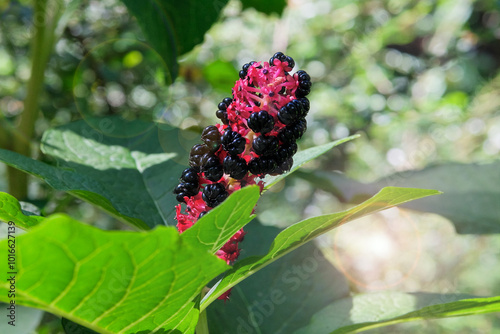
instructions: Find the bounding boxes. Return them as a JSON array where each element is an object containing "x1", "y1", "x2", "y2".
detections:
[
  {"x1": 202, "y1": 183, "x2": 228, "y2": 207},
  {"x1": 203, "y1": 155, "x2": 224, "y2": 182},
  {"x1": 180, "y1": 167, "x2": 199, "y2": 184},
  {"x1": 221, "y1": 130, "x2": 246, "y2": 155},
  {"x1": 278, "y1": 100, "x2": 304, "y2": 125},
  {"x1": 247, "y1": 110, "x2": 275, "y2": 134},
  {"x1": 248, "y1": 157, "x2": 277, "y2": 175},
  {"x1": 223, "y1": 155, "x2": 248, "y2": 180},
  {"x1": 252, "y1": 135, "x2": 279, "y2": 156}
]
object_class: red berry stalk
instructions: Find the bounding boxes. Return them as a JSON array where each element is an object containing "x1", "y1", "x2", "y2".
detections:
[{"x1": 174, "y1": 52, "x2": 311, "y2": 300}]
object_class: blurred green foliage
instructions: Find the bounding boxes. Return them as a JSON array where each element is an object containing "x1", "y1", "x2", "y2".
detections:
[{"x1": 1, "y1": 0, "x2": 500, "y2": 332}]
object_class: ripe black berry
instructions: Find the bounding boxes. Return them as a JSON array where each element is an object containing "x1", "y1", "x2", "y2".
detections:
[
  {"x1": 203, "y1": 183, "x2": 228, "y2": 208},
  {"x1": 276, "y1": 142, "x2": 298, "y2": 164},
  {"x1": 285, "y1": 56, "x2": 295, "y2": 70},
  {"x1": 278, "y1": 100, "x2": 304, "y2": 125},
  {"x1": 201, "y1": 126, "x2": 221, "y2": 153},
  {"x1": 272, "y1": 157, "x2": 294, "y2": 175},
  {"x1": 203, "y1": 155, "x2": 224, "y2": 182},
  {"x1": 223, "y1": 155, "x2": 248, "y2": 180},
  {"x1": 248, "y1": 157, "x2": 277, "y2": 175},
  {"x1": 180, "y1": 167, "x2": 199, "y2": 184},
  {"x1": 253, "y1": 135, "x2": 279, "y2": 156},
  {"x1": 221, "y1": 130, "x2": 246, "y2": 155},
  {"x1": 189, "y1": 144, "x2": 210, "y2": 167},
  {"x1": 216, "y1": 109, "x2": 229, "y2": 125},
  {"x1": 198, "y1": 211, "x2": 208, "y2": 219},
  {"x1": 296, "y1": 70, "x2": 310, "y2": 82},
  {"x1": 239, "y1": 61, "x2": 256, "y2": 79},
  {"x1": 290, "y1": 119, "x2": 307, "y2": 140},
  {"x1": 173, "y1": 181, "x2": 200, "y2": 202},
  {"x1": 269, "y1": 52, "x2": 286, "y2": 66},
  {"x1": 247, "y1": 110, "x2": 274, "y2": 134},
  {"x1": 223, "y1": 97, "x2": 233, "y2": 106}
]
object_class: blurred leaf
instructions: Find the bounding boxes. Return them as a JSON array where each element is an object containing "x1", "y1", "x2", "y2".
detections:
[
  {"x1": 263, "y1": 135, "x2": 360, "y2": 190},
  {"x1": 297, "y1": 161, "x2": 500, "y2": 234},
  {"x1": 201, "y1": 187, "x2": 440, "y2": 307},
  {"x1": 293, "y1": 292, "x2": 500, "y2": 334},
  {"x1": 203, "y1": 60, "x2": 239, "y2": 92},
  {"x1": 0, "y1": 192, "x2": 44, "y2": 229},
  {"x1": 241, "y1": 0, "x2": 287, "y2": 15},
  {"x1": 120, "y1": 0, "x2": 230, "y2": 82},
  {"x1": 207, "y1": 221, "x2": 350, "y2": 334},
  {"x1": 0, "y1": 214, "x2": 228, "y2": 334},
  {"x1": 181, "y1": 186, "x2": 260, "y2": 254},
  {"x1": 0, "y1": 117, "x2": 197, "y2": 229}
]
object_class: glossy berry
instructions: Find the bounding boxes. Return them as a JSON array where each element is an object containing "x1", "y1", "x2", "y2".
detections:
[
  {"x1": 285, "y1": 56, "x2": 295, "y2": 70},
  {"x1": 173, "y1": 181, "x2": 199, "y2": 202},
  {"x1": 223, "y1": 97, "x2": 233, "y2": 105},
  {"x1": 180, "y1": 167, "x2": 199, "y2": 184},
  {"x1": 290, "y1": 119, "x2": 307, "y2": 140},
  {"x1": 189, "y1": 144, "x2": 210, "y2": 167},
  {"x1": 276, "y1": 142, "x2": 298, "y2": 164},
  {"x1": 272, "y1": 157, "x2": 294, "y2": 175},
  {"x1": 223, "y1": 155, "x2": 248, "y2": 180},
  {"x1": 198, "y1": 211, "x2": 208, "y2": 219},
  {"x1": 278, "y1": 99, "x2": 303, "y2": 125},
  {"x1": 239, "y1": 61, "x2": 256, "y2": 79},
  {"x1": 202, "y1": 155, "x2": 224, "y2": 182},
  {"x1": 252, "y1": 135, "x2": 279, "y2": 156},
  {"x1": 269, "y1": 52, "x2": 286, "y2": 66},
  {"x1": 216, "y1": 109, "x2": 229, "y2": 125},
  {"x1": 247, "y1": 110, "x2": 274, "y2": 134},
  {"x1": 201, "y1": 125, "x2": 221, "y2": 153},
  {"x1": 221, "y1": 130, "x2": 246, "y2": 155},
  {"x1": 203, "y1": 183, "x2": 228, "y2": 208},
  {"x1": 248, "y1": 157, "x2": 277, "y2": 175}
]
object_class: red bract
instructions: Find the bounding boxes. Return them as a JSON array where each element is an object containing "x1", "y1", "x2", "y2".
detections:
[{"x1": 174, "y1": 52, "x2": 311, "y2": 300}]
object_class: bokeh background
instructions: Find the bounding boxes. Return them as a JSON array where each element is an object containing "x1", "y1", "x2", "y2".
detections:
[{"x1": 1, "y1": 0, "x2": 500, "y2": 332}]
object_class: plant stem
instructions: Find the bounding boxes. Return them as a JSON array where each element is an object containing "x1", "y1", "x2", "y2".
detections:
[
  {"x1": 195, "y1": 308, "x2": 210, "y2": 334},
  {"x1": 195, "y1": 288, "x2": 210, "y2": 334},
  {"x1": 9, "y1": 0, "x2": 60, "y2": 199}
]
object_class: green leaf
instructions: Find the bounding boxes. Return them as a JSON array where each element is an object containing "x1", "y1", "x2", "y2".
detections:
[
  {"x1": 119, "y1": 0, "x2": 230, "y2": 82},
  {"x1": 293, "y1": 291, "x2": 500, "y2": 334},
  {"x1": 263, "y1": 135, "x2": 360, "y2": 190},
  {"x1": 241, "y1": 0, "x2": 287, "y2": 15},
  {"x1": 207, "y1": 221, "x2": 350, "y2": 334},
  {"x1": 203, "y1": 60, "x2": 239, "y2": 92},
  {"x1": 200, "y1": 187, "x2": 440, "y2": 308},
  {"x1": 297, "y1": 161, "x2": 500, "y2": 234},
  {"x1": 0, "y1": 214, "x2": 228, "y2": 334},
  {"x1": 181, "y1": 186, "x2": 260, "y2": 254},
  {"x1": 0, "y1": 192, "x2": 44, "y2": 229},
  {"x1": 0, "y1": 117, "x2": 198, "y2": 229}
]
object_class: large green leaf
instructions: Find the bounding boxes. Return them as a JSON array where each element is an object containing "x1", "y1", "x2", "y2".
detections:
[
  {"x1": 0, "y1": 214, "x2": 228, "y2": 334},
  {"x1": 293, "y1": 291, "x2": 500, "y2": 334},
  {"x1": 207, "y1": 221, "x2": 350, "y2": 334},
  {"x1": 263, "y1": 135, "x2": 359, "y2": 190},
  {"x1": 0, "y1": 192, "x2": 44, "y2": 229},
  {"x1": 120, "y1": 0, "x2": 230, "y2": 82},
  {"x1": 0, "y1": 117, "x2": 196, "y2": 229},
  {"x1": 297, "y1": 161, "x2": 500, "y2": 234},
  {"x1": 200, "y1": 187, "x2": 440, "y2": 308},
  {"x1": 181, "y1": 186, "x2": 260, "y2": 254}
]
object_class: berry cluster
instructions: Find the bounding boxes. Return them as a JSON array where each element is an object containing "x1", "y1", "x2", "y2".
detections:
[{"x1": 174, "y1": 52, "x2": 311, "y2": 300}]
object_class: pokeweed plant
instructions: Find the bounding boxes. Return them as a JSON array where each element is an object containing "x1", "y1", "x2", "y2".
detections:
[{"x1": 0, "y1": 2, "x2": 500, "y2": 334}]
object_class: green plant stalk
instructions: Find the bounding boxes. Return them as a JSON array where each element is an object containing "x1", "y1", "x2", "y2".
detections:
[
  {"x1": 196, "y1": 288, "x2": 210, "y2": 334},
  {"x1": 9, "y1": 0, "x2": 62, "y2": 199}
]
